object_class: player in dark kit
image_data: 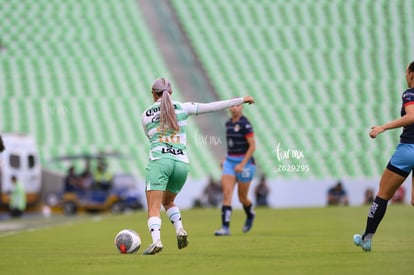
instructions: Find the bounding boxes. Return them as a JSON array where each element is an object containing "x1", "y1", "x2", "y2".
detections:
[
  {"x1": 354, "y1": 61, "x2": 414, "y2": 251},
  {"x1": 0, "y1": 135, "x2": 5, "y2": 152},
  {"x1": 215, "y1": 104, "x2": 256, "y2": 236}
]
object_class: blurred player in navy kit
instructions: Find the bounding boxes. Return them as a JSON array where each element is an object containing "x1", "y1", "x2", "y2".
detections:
[
  {"x1": 354, "y1": 61, "x2": 414, "y2": 252},
  {"x1": 215, "y1": 104, "x2": 256, "y2": 236},
  {"x1": 0, "y1": 134, "x2": 5, "y2": 152}
]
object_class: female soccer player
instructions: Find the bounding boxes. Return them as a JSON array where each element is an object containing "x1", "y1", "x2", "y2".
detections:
[
  {"x1": 354, "y1": 61, "x2": 414, "y2": 252},
  {"x1": 0, "y1": 134, "x2": 5, "y2": 152},
  {"x1": 141, "y1": 77, "x2": 255, "y2": 255},
  {"x1": 214, "y1": 103, "x2": 256, "y2": 236}
]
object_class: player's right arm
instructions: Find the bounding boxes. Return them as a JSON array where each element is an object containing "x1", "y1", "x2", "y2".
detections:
[
  {"x1": 182, "y1": 96, "x2": 254, "y2": 116},
  {"x1": 370, "y1": 101, "x2": 414, "y2": 138}
]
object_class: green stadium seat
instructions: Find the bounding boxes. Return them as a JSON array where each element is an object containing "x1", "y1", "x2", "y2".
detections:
[
  {"x1": 2, "y1": 0, "x2": 412, "y2": 180},
  {"x1": 0, "y1": 0, "x2": 221, "y2": 179},
  {"x1": 170, "y1": 0, "x2": 411, "y2": 179}
]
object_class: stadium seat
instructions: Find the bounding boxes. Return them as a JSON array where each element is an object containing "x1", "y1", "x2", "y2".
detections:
[
  {"x1": 2, "y1": 0, "x2": 412, "y2": 180},
  {"x1": 171, "y1": 0, "x2": 412, "y2": 179},
  {"x1": 0, "y1": 0, "x2": 220, "y2": 179}
]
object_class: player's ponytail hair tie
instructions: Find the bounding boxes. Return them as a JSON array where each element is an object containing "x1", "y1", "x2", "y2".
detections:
[
  {"x1": 152, "y1": 78, "x2": 172, "y2": 94},
  {"x1": 153, "y1": 88, "x2": 167, "y2": 95}
]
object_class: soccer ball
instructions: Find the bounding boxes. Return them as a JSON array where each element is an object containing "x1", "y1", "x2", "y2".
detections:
[{"x1": 114, "y1": 229, "x2": 141, "y2": 254}]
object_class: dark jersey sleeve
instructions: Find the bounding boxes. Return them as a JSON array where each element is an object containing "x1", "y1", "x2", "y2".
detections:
[
  {"x1": 399, "y1": 88, "x2": 414, "y2": 143},
  {"x1": 242, "y1": 117, "x2": 254, "y2": 138},
  {"x1": 402, "y1": 89, "x2": 414, "y2": 108}
]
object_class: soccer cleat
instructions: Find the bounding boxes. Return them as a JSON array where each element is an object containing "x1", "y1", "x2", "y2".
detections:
[
  {"x1": 177, "y1": 228, "x2": 189, "y2": 249},
  {"x1": 214, "y1": 227, "x2": 231, "y2": 236},
  {"x1": 242, "y1": 213, "x2": 255, "y2": 233},
  {"x1": 353, "y1": 234, "x2": 371, "y2": 252},
  {"x1": 142, "y1": 240, "x2": 163, "y2": 255}
]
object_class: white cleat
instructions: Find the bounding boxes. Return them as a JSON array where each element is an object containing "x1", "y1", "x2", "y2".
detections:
[
  {"x1": 177, "y1": 228, "x2": 189, "y2": 249},
  {"x1": 142, "y1": 240, "x2": 163, "y2": 255},
  {"x1": 214, "y1": 227, "x2": 230, "y2": 236}
]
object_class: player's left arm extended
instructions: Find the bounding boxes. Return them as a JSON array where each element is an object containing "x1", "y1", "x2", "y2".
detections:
[
  {"x1": 183, "y1": 98, "x2": 244, "y2": 115},
  {"x1": 183, "y1": 96, "x2": 254, "y2": 116}
]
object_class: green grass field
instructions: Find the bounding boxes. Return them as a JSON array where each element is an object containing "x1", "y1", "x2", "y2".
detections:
[{"x1": 0, "y1": 206, "x2": 413, "y2": 275}]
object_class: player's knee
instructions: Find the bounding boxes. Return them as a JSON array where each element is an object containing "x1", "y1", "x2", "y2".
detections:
[
  {"x1": 162, "y1": 201, "x2": 175, "y2": 209},
  {"x1": 238, "y1": 197, "x2": 249, "y2": 205},
  {"x1": 222, "y1": 190, "x2": 232, "y2": 200}
]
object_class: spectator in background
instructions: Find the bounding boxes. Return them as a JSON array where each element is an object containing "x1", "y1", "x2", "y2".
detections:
[
  {"x1": 0, "y1": 134, "x2": 5, "y2": 152},
  {"x1": 204, "y1": 177, "x2": 222, "y2": 207},
  {"x1": 364, "y1": 188, "x2": 375, "y2": 205},
  {"x1": 93, "y1": 161, "x2": 112, "y2": 192},
  {"x1": 193, "y1": 176, "x2": 222, "y2": 208},
  {"x1": 192, "y1": 177, "x2": 222, "y2": 208},
  {"x1": 391, "y1": 186, "x2": 405, "y2": 204},
  {"x1": 254, "y1": 175, "x2": 270, "y2": 207},
  {"x1": 9, "y1": 175, "x2": 26, "y2": 218},
  {"x1": 64, "y1": 166, "x2": 83, "y2": 192},
  {"x1": 80, "y1": 160, "x2": 94, "y2": 190},
  {"x1": 0, "y1": 136, "x2": 4, "y2": 205},
  {"x1": 327, "y1": 180, "x2": 349, "y2": 206}
]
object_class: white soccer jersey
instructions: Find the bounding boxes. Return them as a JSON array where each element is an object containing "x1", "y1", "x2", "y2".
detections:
[{"x1": 141, "y1": 97, "x2": 244, "y2": 163}]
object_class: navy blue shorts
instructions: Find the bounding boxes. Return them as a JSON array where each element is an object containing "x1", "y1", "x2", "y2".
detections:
[{"x1": 387, "y1": 143, "x2": 414, "y2": 178}]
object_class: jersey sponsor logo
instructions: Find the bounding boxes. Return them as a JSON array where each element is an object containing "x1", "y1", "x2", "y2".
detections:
[
  {"x1": 234, "y1": 124, "x2": 240, "y2": 132},
  {"x1": 161, "y1": 144, "x2": 184, "y2": 155},
  {"x1": 152, "y1": 114, "x2": 160, "y2": 123},
  {"x1": 145, "y1": 104, "x2": 180, "y2": 116}
]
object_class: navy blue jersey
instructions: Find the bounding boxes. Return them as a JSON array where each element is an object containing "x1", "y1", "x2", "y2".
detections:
[
  {"x1": 225, "y1": 115, "x2": 254, "y2": 155},
  {"x1": 400, "y1": 87, "x2": 414, "y2": 143}
]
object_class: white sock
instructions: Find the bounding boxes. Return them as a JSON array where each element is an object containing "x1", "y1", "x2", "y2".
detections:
[
  {"x1": 166, "y1": 206, "x2": 183, "y2": 234},
  {"x1": 147, "y1": 216, "x2": 161, "y2": 243}
]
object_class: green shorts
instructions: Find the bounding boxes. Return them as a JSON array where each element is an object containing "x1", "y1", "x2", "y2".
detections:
[{"x1": 145, "y1": 158, "x2": 189, "y2": 193}]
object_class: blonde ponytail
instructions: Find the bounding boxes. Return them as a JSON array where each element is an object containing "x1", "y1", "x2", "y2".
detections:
[
  {"x1": 152, "y1": 78, "x2": 179, "y2": 131},
  {"x1": 160, "y1": 91, "x2": 179, "y2": 131}
]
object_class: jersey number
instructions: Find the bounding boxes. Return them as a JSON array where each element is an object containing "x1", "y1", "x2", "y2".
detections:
[{"x1": 157, "y1": 127, "x2": 180, "y2": 144}]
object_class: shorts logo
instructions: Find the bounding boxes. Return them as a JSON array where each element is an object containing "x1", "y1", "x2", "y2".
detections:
[{"x1": 240, "y1": 167, "x2": 251, "y2": 178}]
